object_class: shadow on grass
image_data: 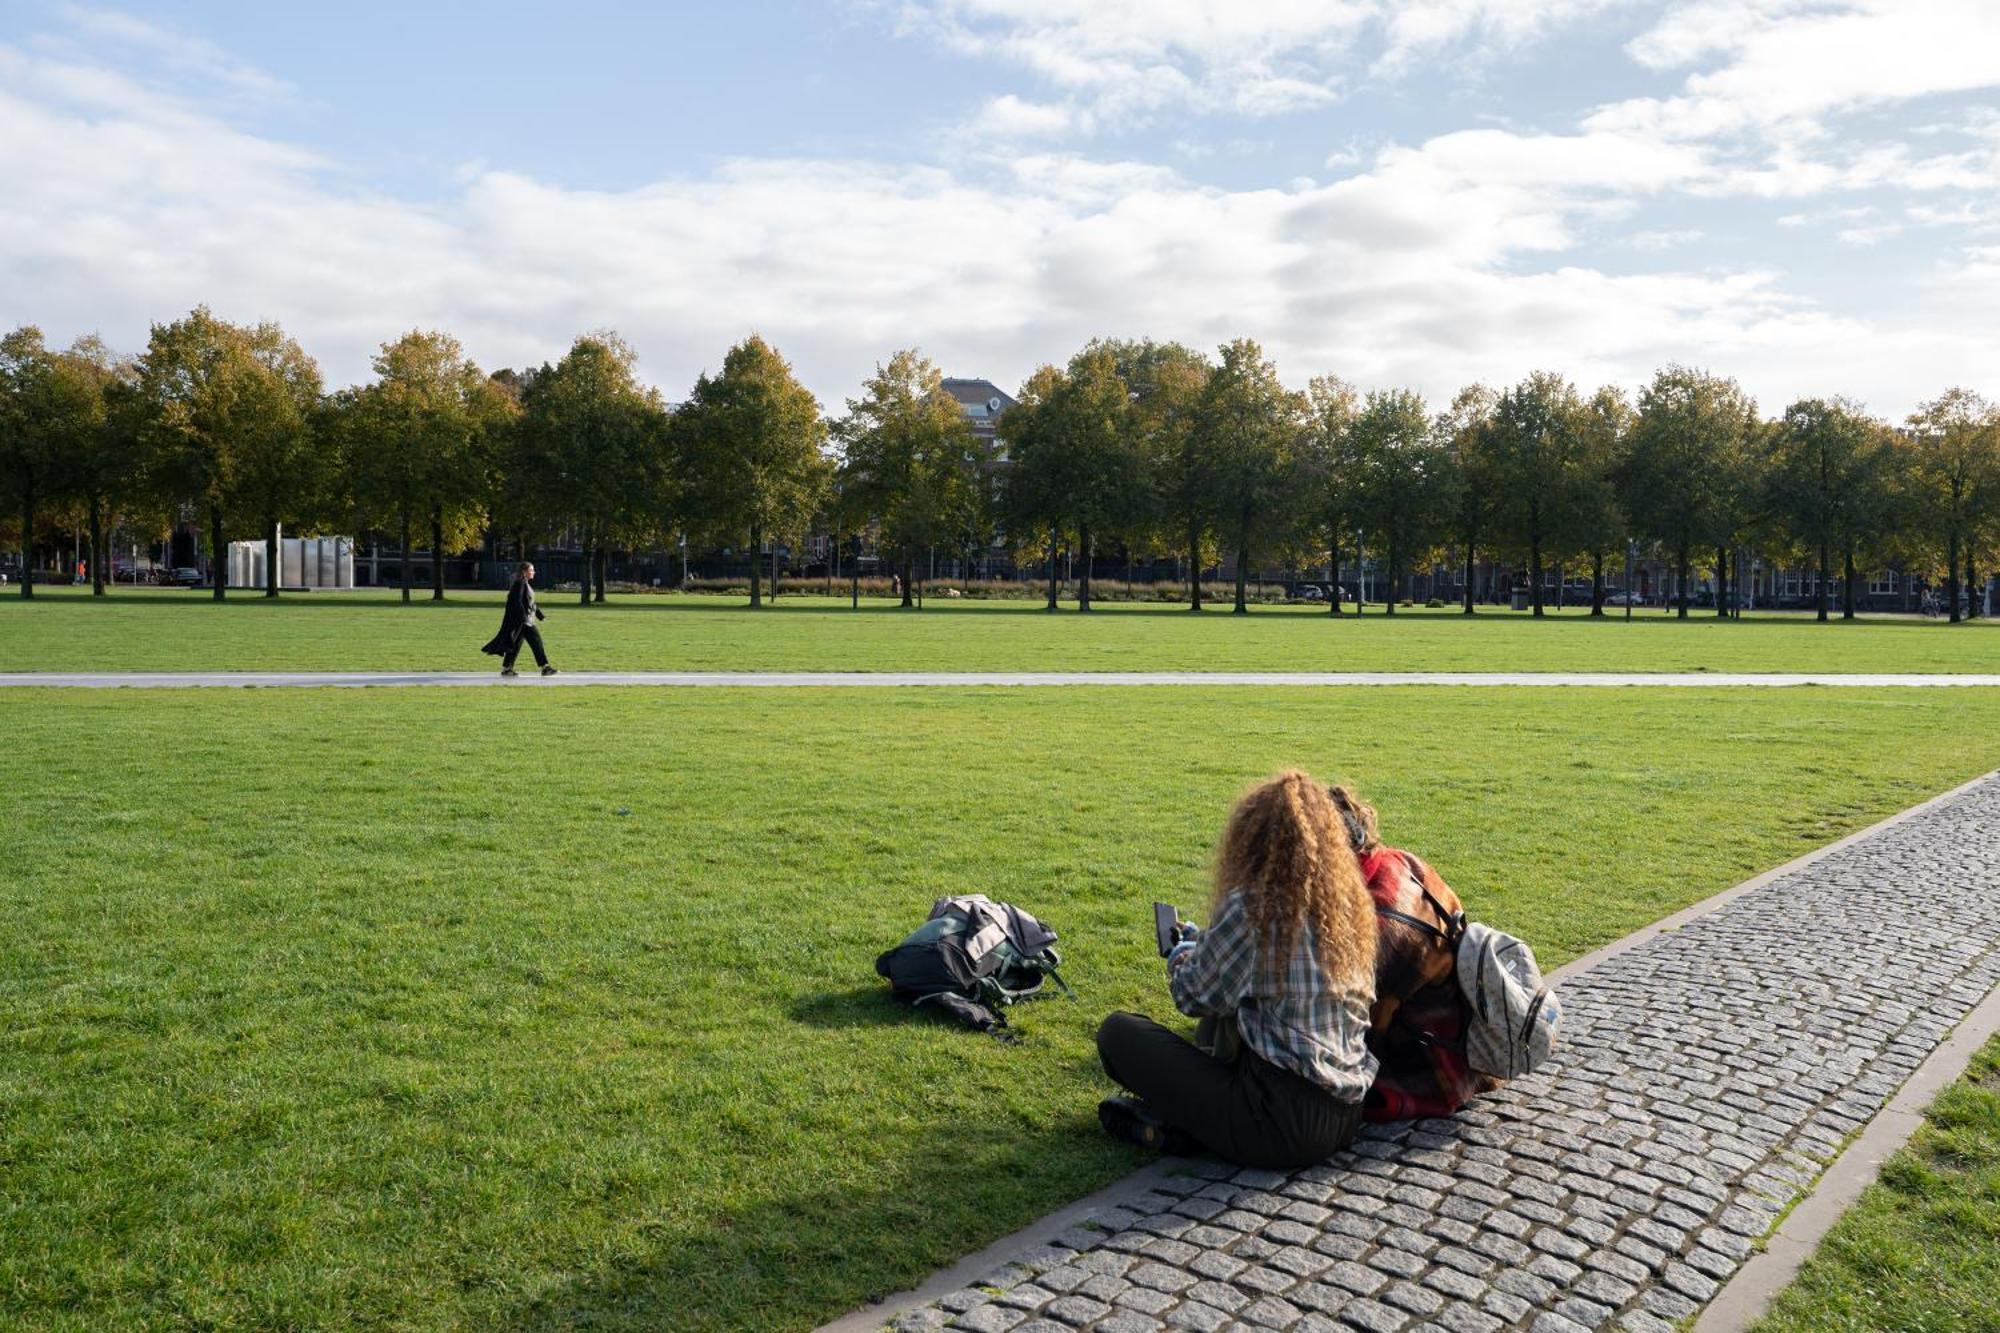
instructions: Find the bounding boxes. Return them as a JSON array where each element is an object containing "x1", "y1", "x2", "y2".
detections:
[{"x1": 495, "y1": 1095, "x2": 1138, "y2": 1333}]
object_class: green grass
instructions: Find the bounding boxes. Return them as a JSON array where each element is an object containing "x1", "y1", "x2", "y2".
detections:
[
  {"x1": 1755, "y1": 1033, "x2": 2000, "y2": 1332},
  {"x1": 3, "y1": 584, "x2": 1998, "y2": 673},
  {"x1": 4, "y1": 685, "x2": 1999, "y2": 1330}
]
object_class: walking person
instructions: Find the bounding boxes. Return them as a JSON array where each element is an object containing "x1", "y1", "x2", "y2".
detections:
[{"x1": 482, "y1": 561, "x2": 557, "y2": 677}]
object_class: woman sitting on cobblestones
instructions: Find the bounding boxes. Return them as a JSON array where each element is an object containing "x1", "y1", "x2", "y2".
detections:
[{"x1": 1096, "y1": 771, "x2": 1378, "y2": 1167}]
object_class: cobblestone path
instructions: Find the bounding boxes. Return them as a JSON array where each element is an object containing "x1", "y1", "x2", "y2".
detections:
[{"x1": 882, "y1": 775, "x2": 2000, "y2": 1333}]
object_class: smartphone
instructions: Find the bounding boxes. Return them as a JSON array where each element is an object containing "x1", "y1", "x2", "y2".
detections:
[{"x1": 1154, "y1": 902, "x2": 1180, "y2": 958}]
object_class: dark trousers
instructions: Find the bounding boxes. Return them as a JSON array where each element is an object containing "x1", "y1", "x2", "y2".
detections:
[
  {"x1": 1097, "y1": 1011, "x2": 1362, "y2": 1169},
  {"x1": 503, "y1": 625, "x2": 548, "y2": 669}
]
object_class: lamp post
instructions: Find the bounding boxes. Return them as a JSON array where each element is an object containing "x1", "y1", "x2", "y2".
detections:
[{"x1": 678, "y1": 532, "x2": 688, "y2": 587}]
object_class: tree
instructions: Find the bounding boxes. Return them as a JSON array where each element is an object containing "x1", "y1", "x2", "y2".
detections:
[
  {"x1": 347, "y1": 331, "x2": 511, "y2": 603},
  {"x1": 1905, "y1": 389, "x2": 2000, "y2": 624},
  {"x1": 1194, "y1": 340, "x2": 1305, "y2": 614},
  {"x1": 134, "y1": 308, "x2": 313, "y2": 601},
  {"x1": 228, "y1": 323, "x2": 324, "y2": 598},
  {"x1": 997, "y1": 345, "x2": 1137, "y2": 612},
  {"x1": 1300, "y1": 375, "x2": 1361, "y2": 616},
  {"x1": 1621, "y1": 366, "x2": 1757, "y2": 619},
  {"x1": 518, "y1": 334, "x2": 666, "y2": 606},
  {"x1": 1766, "y1": 398, "x2": 1883, "y2": 623},
  {"x1": 1348, "y1": 389, "x2": 1455, "y2": 616},
  {"x1": 1571, "y1": 387, "x2": 1631, "y2": 617},
  {"x1": 998, "y1": 363, "x2": 1070, "y2": 611},
  {"x1": 835, "y1": 349, "x2": 977, "y2": 609},
  {"x1": 1, "y1": 327, "x2": 112, "y2": 599},
  {"x1": 1435, "y1": 384, "x2": 1499, "y2": 615},
  {"x1": 1490, "y1": 372, "x2": 1585, "y2": 617},
  {"x1": 677, "y1": 335, "x2": 830, "y2": 608}
]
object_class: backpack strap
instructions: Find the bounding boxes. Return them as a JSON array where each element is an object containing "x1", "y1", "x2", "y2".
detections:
[{"x1": 1373, "y1": 874, "x2": 1468, "y2": 949}]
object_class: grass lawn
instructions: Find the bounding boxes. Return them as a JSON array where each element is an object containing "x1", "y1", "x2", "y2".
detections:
[
  {"x1": 3, "y1": 585, "x2": 1999, "y2": 673},
  {"x1": 1755, "y1": 1033, "x2": 2000, "y2": 1332},
  {"x1": 4, "y1": 685, "x2": 1999, "y2": 1329}
]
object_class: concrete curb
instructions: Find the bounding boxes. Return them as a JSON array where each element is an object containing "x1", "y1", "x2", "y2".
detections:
[
  {"x1": 1695, "y1": 956, "x2": 2000, "y2": 1331},
  {"x1": 816, "y1": 768, "x2": 2000, "y2": 1333}
]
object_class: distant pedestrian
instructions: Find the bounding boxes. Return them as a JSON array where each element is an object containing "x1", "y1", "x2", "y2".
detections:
[{"x1": 482, "y1": 561, "x2": 556, "y2": 677}]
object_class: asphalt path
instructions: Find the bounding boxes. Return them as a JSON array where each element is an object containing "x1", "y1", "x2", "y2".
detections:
[{"x1": 6, "y1": 671, "x2": 2000, "y2": 689}]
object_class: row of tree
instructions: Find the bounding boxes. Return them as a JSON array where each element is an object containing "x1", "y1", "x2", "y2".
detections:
[{"x1": 3, "y1": 313, "x2": 1997, "y2": 622}]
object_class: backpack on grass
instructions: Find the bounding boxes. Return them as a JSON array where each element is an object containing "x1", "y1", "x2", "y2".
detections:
[{"x1": 875, "y1": 895, "x2": 1072, "y2": 1040}]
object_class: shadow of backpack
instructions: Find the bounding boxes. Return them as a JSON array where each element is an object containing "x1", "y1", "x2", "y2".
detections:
[{"x1": 875, "y1": 894, "x2": 1072, "y2": 1041}]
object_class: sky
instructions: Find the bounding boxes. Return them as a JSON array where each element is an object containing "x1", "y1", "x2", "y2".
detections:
[{"x1": 4, "y1": 0, "x2": 2000, "y2": 418}]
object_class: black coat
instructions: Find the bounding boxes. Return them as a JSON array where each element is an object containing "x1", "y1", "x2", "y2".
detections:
[{"x1": 481, "y1": 580, "x2": 542, "y2": 656}]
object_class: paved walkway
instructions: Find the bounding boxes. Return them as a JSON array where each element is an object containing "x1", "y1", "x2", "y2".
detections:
[
  {"x1": 6, "y1": 671, "x2": 2000, "y2": 689},
  {"x1": 860, "y1": 774, "x2": 2000, "y2": 1333}
]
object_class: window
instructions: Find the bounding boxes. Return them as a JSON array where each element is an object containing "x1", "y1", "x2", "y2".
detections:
[{"x1": 1869, "y1": 570, "x2": 1898, "y2": 596}]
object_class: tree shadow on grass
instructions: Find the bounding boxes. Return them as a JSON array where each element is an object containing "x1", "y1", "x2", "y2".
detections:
[{"x1": 495, "y1": 1101, "x2": 1139, "y2": 1333}]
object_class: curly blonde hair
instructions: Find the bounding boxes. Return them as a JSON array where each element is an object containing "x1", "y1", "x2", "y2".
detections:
[{"x1": 1212, "y1": 771, "x2": 1377, "y2": 990}]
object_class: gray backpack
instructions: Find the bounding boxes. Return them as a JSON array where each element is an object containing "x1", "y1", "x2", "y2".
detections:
[{"x1": 1458, "y1": 923, "x2": 1561, "y2": 1079}]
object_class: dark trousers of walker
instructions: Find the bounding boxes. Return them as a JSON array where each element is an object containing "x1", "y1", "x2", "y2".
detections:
[
  {"x1": 503, "y1": 626, "x2": 548, "y2": 670},
  {"x1": 1096, "y1": 1011, "x2": 1362, "y2": 1169}
]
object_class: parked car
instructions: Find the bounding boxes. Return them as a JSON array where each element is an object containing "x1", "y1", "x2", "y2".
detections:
[
  {"x1": 1296, "y1": 584, "x2": 1326, "y2": 601},
  {"x1": 1604, "y1": 590, "x2": 1644, "y2": 606},
  {"x1": 168, "y1": 566, "x2": 205, "y2": 587}
]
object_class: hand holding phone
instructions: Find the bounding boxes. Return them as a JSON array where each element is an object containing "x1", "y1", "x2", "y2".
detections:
[{"x1": 1154, "y1": 902, "x2": 1180, "y2": 958}]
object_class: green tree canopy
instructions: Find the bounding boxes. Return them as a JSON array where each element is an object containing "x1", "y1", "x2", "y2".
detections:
[
  {"x1": 678, "y1": 335, "x2": 830, "y2": 608},
  {"x1": 1195, "y1": 339, "x2": 1306, "y2": 614},
  {"x1": 834, "y1": 349, "x2": 977, "y2": 609},
  {"x1": 1621, "y1": 365, "x2": 1757, "y2": 618},
  {"x1": 1349, "y1": 387, "x2": 1455, "y2": 616}
]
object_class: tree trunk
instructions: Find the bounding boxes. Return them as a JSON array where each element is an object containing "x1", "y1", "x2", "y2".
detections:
[
  {"x1": 266, "y1": 516, "x2": 280, "y2": 598},
  {"x1": 210, "y1": 503, "x2": 227, "y2": 601},
  {"x1": 594, "y1": 546, "x2": 607, "y2": 603},
  {"x1": 19, "y1": 489, "x2": 34, "y2": 599},
  {"x1": 1046, "y1": 530, "x2": 1059, "y2": 611},
  {"x1": 89, "y1": 498, "x2": 105, "y2": 596},
  {"x1": 749, "y1": 522, "x2": 762, "y2": 607},
  {"x1": 1676, "y1": 544, "x2": 1690, "y2": 619},
  {"x1": 1462, "y1": 538, "x2": 1476, "y2": 615},
  {"x1": 399, "y1": 510, "x2": 413, "y2": 604},
  {"x1": 1816, "y1": 538, "x2": 1828, "y2": 622},
  {"x1": 1385, "y1": 542, "x2": 1398, "y2": 617},
  {"x1": 1187, "y1": 521, "x2": 1202, "y2": 611},
  {"x1": 1967, "y1": 550, "x2": 1979, "y2": 620},
  {"x1": 1330, "y1": 537, "x2": 1342, "y2": 616},
  {"x1": 1843, "y1": 547, "x2": 1857, "y2": 620},
  {"x1": 901, "y1": 551, "x2": 914, "y2": 608},
  {"x1": 772, "y1": 544, "x2": 781, "y2": 601},
  {"x1": 1591, "y1": 554, "x2": 1605, "y2": 616},
  {"x1": 1715, "y1": 545, "x2": 1729, "y2": 619},
  {"x1": 1948, "y1": 532, "x2": 1961, "y2": 624},
  {"x1": 1233, "y1": 540, "x2": 1249, "y2": 614},
  {"x1": 579, "y1": 525, "x2": 593, "y2": 605},
  {"x1": 1078, "y1": 524, "x2": 1092, "y2": 612},
  {"x1": 1529, "y1": 537, "x2": 1544, "y2": 617},
  {"x1": 432, "y1": 504, "x2": 446, "y2": 601}
]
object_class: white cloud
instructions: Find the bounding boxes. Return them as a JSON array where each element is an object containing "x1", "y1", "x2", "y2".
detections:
[
  {"x1": 52, "y1": 5, "x2": 294, "y2": 101},
  {"x1": 896, "y1": 0, "x2": 1630, "y2": 135},
  {"x1": 7, "y1": 6, "x2": 2000, "y2": 422}
]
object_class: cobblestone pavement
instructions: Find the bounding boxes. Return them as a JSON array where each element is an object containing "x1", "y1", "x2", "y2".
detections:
[
  {"x1": 881, "y1": 775, "x2": 2000, "y2": 1333},
  {"x1": 6, "y1": 670, "x2": 2000, "y2": 688}
]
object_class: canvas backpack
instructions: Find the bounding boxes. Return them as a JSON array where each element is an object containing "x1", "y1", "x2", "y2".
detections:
[
  {"x1": 1374, "y1": 883, "x2": 1561, "y2": 1081},
  {"x1": 875, "y1": 894, "x2": 1071, "y2": 1039}
]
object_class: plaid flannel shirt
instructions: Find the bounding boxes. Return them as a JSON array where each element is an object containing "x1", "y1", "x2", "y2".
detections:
[{"x1": 1169, "y1": 887, "x2": 1377, "y2": 1101}]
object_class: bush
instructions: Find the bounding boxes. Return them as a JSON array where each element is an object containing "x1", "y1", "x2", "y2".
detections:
[{"x1": 1426, "y1": 598, "x2": 1444, "y2": 608}]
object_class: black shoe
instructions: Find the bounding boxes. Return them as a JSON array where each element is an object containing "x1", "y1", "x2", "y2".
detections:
[
  {"x1": 1098, "y1": 1097, "x2": 1196, "y2": 1154},
  {"x1": 541, "y1": 665, "x2": 558, "y2": 676},
  {"x1": 500, "y1": 668, "x2": 518, "y2": 677}
]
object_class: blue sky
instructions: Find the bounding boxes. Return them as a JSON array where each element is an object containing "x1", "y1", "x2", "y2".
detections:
[{"x1": 4, "y1": 1, "x2": 2000, "y2": 417}]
